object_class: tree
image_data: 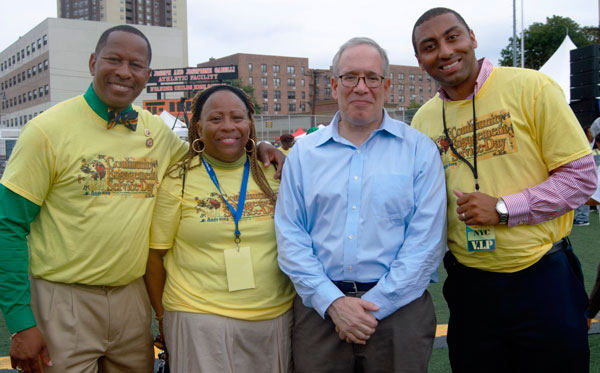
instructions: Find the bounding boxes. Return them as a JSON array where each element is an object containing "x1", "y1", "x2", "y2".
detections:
[
  {"x1": 407, "y1": 101, "x2": 423, "y2": 110},
  {"x1": 230, "y1": 80, "x2": 262, "y2": 114},
  {"x1": 499, "y1": 16, "x2": 596, "y2": 70}
]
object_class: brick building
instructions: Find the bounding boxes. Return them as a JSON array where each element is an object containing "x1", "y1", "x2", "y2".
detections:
[{"x1": 198, "y1": 53, "x2": 439, "y2": 115}]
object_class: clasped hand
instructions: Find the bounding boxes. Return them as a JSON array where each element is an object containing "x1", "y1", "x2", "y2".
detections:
[{"x1": 327, "y1": 296, "x2": 379, "y2": 345}]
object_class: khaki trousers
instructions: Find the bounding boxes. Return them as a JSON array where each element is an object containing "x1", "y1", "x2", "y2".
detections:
[
  {"x1": 164, "y1": 309, "x2": 293, "y2": 373},
  {"x1": 31, "y1": 277, "x2": 154, "y2": 373},
  {"x1": 293, "y1": 291, "x2": 436, "y2": 373}
]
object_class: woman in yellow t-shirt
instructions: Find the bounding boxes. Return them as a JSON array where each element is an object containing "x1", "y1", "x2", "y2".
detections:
[{"x1": 144, "y1": 86, "x2": 295, "y2": 373}]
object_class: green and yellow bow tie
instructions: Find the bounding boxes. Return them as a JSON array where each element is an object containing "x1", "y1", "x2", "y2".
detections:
[{"x1": 107, "y1": 109, "x2": 138, "y2": 131}]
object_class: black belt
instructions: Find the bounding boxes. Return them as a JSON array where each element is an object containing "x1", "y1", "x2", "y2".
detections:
[
  {"x1": 333, "y1": 280, "x2": 377, "y2": 293},
  {"x1": 545, "y1": 237, "x2": 570, "y2": 256}
]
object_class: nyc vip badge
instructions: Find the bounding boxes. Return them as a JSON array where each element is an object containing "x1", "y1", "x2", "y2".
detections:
[{"x1": 466, "y1": 225, "x2": 496, "y2": 252}]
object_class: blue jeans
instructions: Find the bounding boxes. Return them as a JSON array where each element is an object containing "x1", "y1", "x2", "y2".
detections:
[{"x1": 574, "y1": 204, "x2": 590, "y2": 223}]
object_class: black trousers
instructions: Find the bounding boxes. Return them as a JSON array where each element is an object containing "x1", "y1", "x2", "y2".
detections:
[
  {"x1": 443, "y1": 247, "x2": 589, "y2": 373},
  {"x1": 292, "y1": 291, "x2": 436, "y2": 373}
]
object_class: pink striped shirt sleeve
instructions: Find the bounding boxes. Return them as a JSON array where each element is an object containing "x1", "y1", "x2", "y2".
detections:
[{"x1": 502, "y1": 154, "x2": 598, "y2": 226}]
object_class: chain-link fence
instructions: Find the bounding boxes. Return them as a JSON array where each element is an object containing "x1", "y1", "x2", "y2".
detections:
[{"x1": 254, "y1": 108, "x2": 422, "y2": 142}]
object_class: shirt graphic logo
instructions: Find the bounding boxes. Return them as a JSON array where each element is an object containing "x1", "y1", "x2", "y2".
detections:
[
  {"x1": 435, "y1": 109, "x2": 517, "y2": 169},
  {"x1": 78, "y1": 155, "x2": 159, "y2": 197},
  {"x1": 194, "y1": 191, "x2": 274, "y2": 223}
]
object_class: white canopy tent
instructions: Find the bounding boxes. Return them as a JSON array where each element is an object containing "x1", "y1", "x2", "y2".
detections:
[
  {"x1": 539, "y1": 35, "x2": 577, "y2": 102},
  {"x1": 159, "y1": 110, "x2": 188, "y2": 140}
]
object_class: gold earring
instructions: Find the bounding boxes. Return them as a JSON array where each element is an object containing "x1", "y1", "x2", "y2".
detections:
[
  {"x1": 192, "y1": 138, "x2": 205, "y2": 153},
  {"x1": 245, "y1": 138, "x2": 256, "y2": 153}
]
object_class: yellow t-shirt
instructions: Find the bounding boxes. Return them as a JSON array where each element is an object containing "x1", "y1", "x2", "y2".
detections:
[
  {"x1": 278, "y1": 146, "x2": 291, "y2": 156},
  {"x1": 412, "y1": 67, "x2": 591, "y2": 272},
  {"x1": 150, "y1": 154, "x2": 295, "y2": 320},
  {"x1": 1, "y1": 95, "x2": 188, "y2": 285}
]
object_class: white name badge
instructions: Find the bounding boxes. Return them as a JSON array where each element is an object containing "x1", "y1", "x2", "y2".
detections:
[
  {"x1": 466, "y1": 225, "x2": 496, "y2": 252},
  {"x1": 224, "y1": 246, "x2": 256, "y2": 292}
]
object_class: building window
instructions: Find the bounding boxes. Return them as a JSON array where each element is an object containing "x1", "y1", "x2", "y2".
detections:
[
  {"x1": 38, "y1": 63, "x2": 42, "y2": 72},
  {"x1": 27, "y1": 46, "x2": 30, "y2": 55},
  {"x1": 39, "y1": 87, "x2": 43, "y2": 97},
  {"x1": 22, "y1": 72, "x2": 25, "y2": 80},
  {"x1": 261, "y1": 64, "x2": 267, "y2": 73},
  {"x1": 287, "y1": 78, "x2": 295, "y2": 86},
  {"x1": 389, "y1": 72, "x2": 393, "y2": 79},
  {"x1": 419, "y1": 86, "x2": 423, "y2": 92},
  {"x1": 301, "y1": 67, "x2": 305, "y2": 75},
  {"x1": 45, "y1": 85, "x2": 49, "y2": 95},
  {"x1": 301, "y1": 91, "x2": 305, "y2": 99},
  {"x1": 29, "y1": 91, "x2": 32, "y2": 100},
  {"x1": 324, "y1": 87, "x2": 331, "y2": 96},
  {"x1": 273, "y1": 78, "x2": 280, "y2": 87},
  {"x1": 409, "y1": 74, "x2": 415, "y2": 81},
  {"x1": 27, "y1": 68, "x2": 31, "y2": 78},
  {"x1": 37, "y1": 39, "x2": 42, "y2": 49},
  {"x1": 288, "y1": 104, "x2": 296, "y2": 112},
  {"x1": 248, "y1": 63, "x2": 252, "y2": 72},
  {"x1": 33, "y1": 90, "x2": 37, "y2": 99},
  {"x1": 287, "y1": 91, "x2": 295, "y2": 99},
  {"x1": 248, "y1": 77, "x2": 253, "y2": 85},
  {"x1": 299, "y1": 103, "x2": 305, "y2": 112},
  {"x1": 44, "y1": 60, "x2": 48, "y2": 70},
  {"x1": 390, "y1": 94, "x2": 394, "y2": 102},
  {"x1": 301, "y1": 79, "x2": 305, "y2": 87},
  {"x1": 32, "y1": 66, "x2": 36, "y2": 76},
  {"x1": 43, "y1": 35, "x2": 47, "y2": 45},
  {"x1": 399, "y1": 84, "x2": 404, "y2": 92},
  {"x1": 399, "y1": 96, "x2": 404, "y2": 103},
  {"x1": 398, "y1": 73, "x2": 404, "y2": 81},
  {"x1": 31, "y1": 42, "x2": 35, "y2": 52},
  {"x1": 262, "y1": 103, "x2": 268, "y2": 112},
  {"x1": 273, "y1": 65, "x2": 280, "y2": 73},
  {"x1": 409, "y1": 85, "x2": 415, "y2": 93},
  {"x1": 274, "y1": 90, "x2": 281, "y2": 99},
  {"x1": 287, "y1": 66, "x2": 295, "y2": 74},
  {"x1": 274, "y1": 103, "x2": 281, "y2": 112},
  {"x1": 418, "y1": 75, "x2": 423, "y2": 82},
  {"x1": 262, "y1": 90, "x2": 268, "y2": 99},
  {"x1": 261, "y1": 77, "x2": 267, "y2": 86}
]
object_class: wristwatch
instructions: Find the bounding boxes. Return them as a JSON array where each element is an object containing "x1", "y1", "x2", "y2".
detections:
[{"x1": 496, "y1": 198, "x2": 509, "y2": 224}]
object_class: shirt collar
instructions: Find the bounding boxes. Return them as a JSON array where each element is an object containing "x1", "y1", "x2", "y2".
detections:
[
  {"x1": 315, "y1": 109, "x2": 403, "y2": 147},
  {"x1": 83, "y1": 83, "x2": 135, "y2": 121},
  {"x1": 437, "y1": 57, "x2": 493, "y2": 102}
]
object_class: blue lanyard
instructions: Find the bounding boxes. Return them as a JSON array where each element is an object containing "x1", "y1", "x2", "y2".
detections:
[{"x1": 201, "y1": 156, "x2": 250, "y2": 245}]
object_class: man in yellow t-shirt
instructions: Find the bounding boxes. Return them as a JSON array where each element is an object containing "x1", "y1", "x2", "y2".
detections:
[
  {"x1": 278, "y1": 133, "x2": 295, "y2": 156},
  {"x1": 411, "y1": 8, "x2": 597, "y2": 372}
]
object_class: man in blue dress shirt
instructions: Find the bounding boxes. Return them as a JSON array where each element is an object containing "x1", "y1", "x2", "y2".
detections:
[{"x1": 275, "y1": 37, "x2": 447, "y2": 372}]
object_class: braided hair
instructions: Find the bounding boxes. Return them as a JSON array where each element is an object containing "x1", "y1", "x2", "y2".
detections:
[{"x1": 168, "y1": 85, "x2": 277, "y2": 205}]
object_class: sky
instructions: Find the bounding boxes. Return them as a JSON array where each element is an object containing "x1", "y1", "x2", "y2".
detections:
[{"x1": 0, "y1": 0, "x2": 598, "y2": 69}]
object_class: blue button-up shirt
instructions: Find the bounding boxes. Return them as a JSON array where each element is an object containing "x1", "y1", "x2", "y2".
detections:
[{"x1": 275, "y1": 110, "x2": 447, "y2": 320}]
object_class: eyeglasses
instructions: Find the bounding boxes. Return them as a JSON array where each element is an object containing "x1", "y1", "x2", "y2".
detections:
[{"x1": 338, "y1": 74, "x2": 386, "y2": 88}]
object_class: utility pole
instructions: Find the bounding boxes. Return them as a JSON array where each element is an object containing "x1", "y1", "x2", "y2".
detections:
[{"x1": 513, "y1": 0, "x2": 518, "y2": 67}]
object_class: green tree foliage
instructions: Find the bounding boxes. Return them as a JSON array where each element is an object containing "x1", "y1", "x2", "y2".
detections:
[
  {"x1": 500, "y1": 16, "x2": 597, "y2": 69},
  {"x1": 407, "y1": 100, "x2": 423, "y2": 109},
  {"x1": 230, "y1": 80, "x2": 262, "y2": 114}
]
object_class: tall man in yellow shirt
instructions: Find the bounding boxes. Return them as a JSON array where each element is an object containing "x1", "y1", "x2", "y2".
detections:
[
  {"x1": 0, "y1": 25, "x2": 282, "y2": 373},
  {"x1": 411, "y1": 7, "x2": 597, "y2": 372}
]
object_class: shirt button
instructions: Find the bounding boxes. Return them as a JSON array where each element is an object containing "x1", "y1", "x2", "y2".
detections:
[
  {"x1": 357, "y1": 150, "x2": 361, "y2": 154},
  {"x1": 353, "y1": 176, "x2": 358, "y2": 180},
  {"x1": 349, "y1": 266, "x2": 353, "y2": 270},
  {"x1": 352, "y1": 205, "x2": 357, "y2": 210},
  {"x1": 349, "y1": 234, "x2": 354, "y2": 240}
]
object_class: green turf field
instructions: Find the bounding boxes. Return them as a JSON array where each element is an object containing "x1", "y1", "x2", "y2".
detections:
[{"x1": 0, "y1": 210, "x2": 598, "y2": 372}]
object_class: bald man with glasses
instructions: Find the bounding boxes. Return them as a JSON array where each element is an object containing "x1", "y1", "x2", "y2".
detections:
[{"x1": 275, "y1": 37, "x2": 447, "y2": 372}]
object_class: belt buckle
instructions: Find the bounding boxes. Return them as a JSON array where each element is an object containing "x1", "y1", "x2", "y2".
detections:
[{"x1": 342, "y1": 280, "x2": 359, "y2": 293}]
